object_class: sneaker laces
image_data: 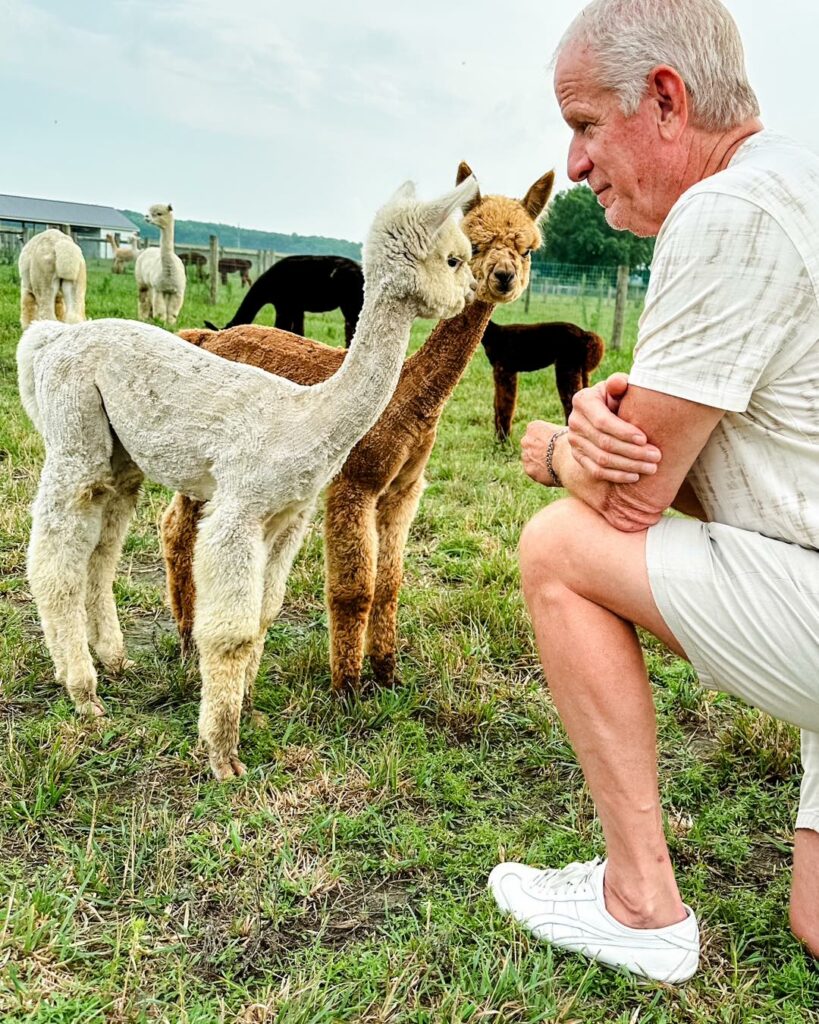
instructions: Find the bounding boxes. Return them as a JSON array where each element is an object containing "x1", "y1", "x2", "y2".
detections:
[{"x1": 532, "y1": 856, "x2": 602, "y2": 894}]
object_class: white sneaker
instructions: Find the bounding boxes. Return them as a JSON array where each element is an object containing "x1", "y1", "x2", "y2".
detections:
[{"x1": 488, "y1": 857, "x2": 699, "y2": 984}]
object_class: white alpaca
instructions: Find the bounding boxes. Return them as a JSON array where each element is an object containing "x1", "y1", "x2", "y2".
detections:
[
  {"x1": 18, "y1": 177, "x2": 478, "y2": 780},
  {"x1": 134, "y1": 204, "x2": 186, "y2": 326},
  {"x1": 19, "y1": 229, "x2": 87, "y2": 329},
  {"x1": 107, "y1": 233, "x2": 140, "y2": 274}
]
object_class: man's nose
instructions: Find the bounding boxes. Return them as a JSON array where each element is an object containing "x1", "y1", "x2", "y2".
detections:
[{"x1": 567, "y1": 135, "x2": 592, "y2": 183}]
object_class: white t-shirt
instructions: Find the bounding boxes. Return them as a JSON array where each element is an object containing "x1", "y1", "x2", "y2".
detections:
[{"x1": 630, "y1": 130, "x2": 819, "y2": 551}]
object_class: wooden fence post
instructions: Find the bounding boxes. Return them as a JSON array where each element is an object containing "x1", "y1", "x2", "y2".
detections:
[
  {"x1": 209, "y1": 235, "x2": 219, "y2": 305},
  {"x1": 611, "y1": 264, "x2": 629, "y2": 351}
]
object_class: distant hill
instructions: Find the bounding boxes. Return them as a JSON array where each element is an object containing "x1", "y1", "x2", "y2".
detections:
[{"x1": 119, "y1": 210, "x2": 362, "y2": 260}]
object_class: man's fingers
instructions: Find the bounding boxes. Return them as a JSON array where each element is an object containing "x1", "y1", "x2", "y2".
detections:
[
  {"x1": 570, "y1": 396, "x2": 647, "y2": 445},
  {"x1": 574, "y1": 451, "x2": 640, "y2": 484},
  {"x1": 569, "y1": 410, "x2": 661, "y2": 461},
  {"x1": 570, "y1": 434, "x2": 659, "y2": 476}
]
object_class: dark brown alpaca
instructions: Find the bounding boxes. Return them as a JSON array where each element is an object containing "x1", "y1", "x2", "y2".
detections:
[
  {"x1": 161, "y1": 163, "x2": 554, "y2": 692},
  {"x1": 481, "y1": 319, "x2": 605, "y2": 440},
  {"x1": 218, "y1": 257, "x2": 253, "y2": 287}
]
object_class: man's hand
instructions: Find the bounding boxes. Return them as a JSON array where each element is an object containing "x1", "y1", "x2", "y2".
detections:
[
  {"x1": 568, "y1": 374, "x2": 663, "y2": 483},
  {"x1": 521, "y1": 419, "x2": 564, "y2": 486}
]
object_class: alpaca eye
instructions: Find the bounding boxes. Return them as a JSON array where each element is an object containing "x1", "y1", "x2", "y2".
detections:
[
  {"x1": 523, "y1": 249, "x2": 532, "y2": 259},
  {"x1": 471, "y1": 244, "x2": 480, "y2": 257},
  {"x1": 447, "y1": 256, "x2": 462, "y2": 269}
]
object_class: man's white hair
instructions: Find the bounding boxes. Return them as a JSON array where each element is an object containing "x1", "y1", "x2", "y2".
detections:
[{"x1": 557, "y1": 0, "x2": 760, "y2": 132}]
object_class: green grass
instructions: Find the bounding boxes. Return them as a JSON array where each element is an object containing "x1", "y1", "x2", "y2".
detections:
[{"x1": 0, "y1": 263, "x2": 814, "y2": 1022}]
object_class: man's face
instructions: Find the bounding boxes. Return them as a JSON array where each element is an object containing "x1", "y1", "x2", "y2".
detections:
[{"x1": 554, "y1": 42, "x2": 679, "y2": 237}]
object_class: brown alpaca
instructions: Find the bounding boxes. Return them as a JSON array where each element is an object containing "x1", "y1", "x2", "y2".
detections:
[
  {"x1": 161, "y1": 163, "x2": 554, "y2": 692},
  {"x1": 481, "y1": 320, "x2": 605, "y2": 440}
]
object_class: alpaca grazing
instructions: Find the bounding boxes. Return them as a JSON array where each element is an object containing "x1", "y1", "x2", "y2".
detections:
[
  {"x1": 163, "y1": 163, "x2": 554, "y2": 695},
  {"x1": 205, "y1": 255, "x2": 364, "y2": 344},
  {"x1": 106, "y1": 233, "x2": 140, "y2": 274},
  {"x1": 19, "y1": 229, "x2": 87, "y2": 330},
  {"x1": 218, "y1": 257, "x2": 252, "y2": 287},
  {"x1": 481, "y1": 319, "x2": 605, "y2": 440},
  {"x1": 18, "y1": 176, "x2": 478, "y2": 780},
  {"x1": 134, "y1": 204, "x2": 186, "y2": 326}
]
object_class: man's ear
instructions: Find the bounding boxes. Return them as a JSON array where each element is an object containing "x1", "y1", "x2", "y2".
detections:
[{"x1": 648, "y1": 65, "x2": 688, "y2": 140}]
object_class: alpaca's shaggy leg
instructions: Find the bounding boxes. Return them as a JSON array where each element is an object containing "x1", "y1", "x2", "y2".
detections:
[
  {"x1": 20, "y1": 290, "x2": 36, "y2": 330},
  {"x1": 241, "y1": 503, "x2": 315, "y2": 714},
  {"x1": 555, "y1": 358, "x2": 585, "y2": 423},
  {"x1": 28, "y1": 463, "x2": 107, "y2": 717},
  {"x1": 493, "y1": 364, "x2": 519, "y2": 441},
  {"x1": 366, "y1": 473, "x2": 425, "y2": 687},
  {"x1": 85, "y1": 450, "x2": 143, "y2": 672},
  {"x1": 54, "y1": 292, "x2": 66, "y2": 322},
  {"x1": 160, "y1": 492, "x2": 204, "y2": 656},
  {"x1": 35, "y1": 280, "x2": 60, "y2": 323},
  {"x1": 193, "y1": 503, "x2": 266, "y2": 780},
  {"x1": 137, "y1": 285, "x2": 151, "y2": 320},
  {"x1": 325, "y1": 480, "x2": 379, "y2": 694},
  {"x1": 166, "y1": 292, "x2": 183, "y2": 328},
  {"x1": 60, "y1": 281, "x2": 83, "y2": 324}
]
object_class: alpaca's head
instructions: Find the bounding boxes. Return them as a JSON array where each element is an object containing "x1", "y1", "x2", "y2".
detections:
[
  {"x1": 458, "y1": 164, "x2": 554, "y2": 304},
  {"x1": 144, "y1": 203, "x2": 175, "y2": 230},
  {"x1": 362, "y1": 178, "x2": 478, "y2": 320}
]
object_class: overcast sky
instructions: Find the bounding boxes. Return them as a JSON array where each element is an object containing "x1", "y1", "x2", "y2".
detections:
[{"x1": 4, "y1": 0, "x2": 819, "y2": 242}]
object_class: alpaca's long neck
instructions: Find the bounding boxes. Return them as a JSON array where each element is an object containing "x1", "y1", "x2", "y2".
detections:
[
  {"x1": 317, "y1": 284, "x2": 415, "y2": 466},
  {"x1": 403, "y1": 299, "x2": 494, "y2": 418},
  {"x1": 159, "y1": 220, "x2": 175, "y2": 263}
]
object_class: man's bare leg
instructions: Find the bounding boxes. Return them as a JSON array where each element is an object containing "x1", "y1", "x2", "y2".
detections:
[
  {"x1": 519, "y1": 497, "x2": 689, "y2": 928},
  {"x1": 791, "y1": 830, "x2": 819, "y2": 957}
]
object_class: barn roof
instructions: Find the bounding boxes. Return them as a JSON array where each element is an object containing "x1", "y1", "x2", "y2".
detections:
[{"x1": 0, "y1": 194, "x2": 135, "y2": 232}]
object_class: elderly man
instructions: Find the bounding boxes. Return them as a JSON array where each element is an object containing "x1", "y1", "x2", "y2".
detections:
[{"x1": 488, "y1": 0, "x2": 819, "y2": 985}]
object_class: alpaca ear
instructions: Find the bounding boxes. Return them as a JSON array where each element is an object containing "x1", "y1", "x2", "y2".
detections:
[
  {"x1": 168, "y1": 203, "x2": 173, "y2": 212},
  {"x1": 521, "y1": 171, "x2": 555, "y2": 222},
  {"x1": 456, "y1": 161, "x2": 482, "y2": 213},
  {"x1": 423, "y1": 175, "x2": 480, "y2": 236},
  {"x1": 388, "y1": 180, "x2": 417, "y2": 205}
]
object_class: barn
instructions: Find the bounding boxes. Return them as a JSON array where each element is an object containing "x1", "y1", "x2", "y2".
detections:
[{"x1": 0, "y1": 194, "x2": 137, "y2": 261}]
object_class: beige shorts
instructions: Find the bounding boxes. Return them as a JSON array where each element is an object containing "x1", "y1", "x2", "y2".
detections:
[{"x1": 645, "y1": 517, "x2": 819, "y2": 832}]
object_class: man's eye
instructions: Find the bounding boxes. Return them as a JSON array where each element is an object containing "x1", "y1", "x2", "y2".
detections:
[{"x1": 447, "y1": 256, "x2": 461, "y2": 268}]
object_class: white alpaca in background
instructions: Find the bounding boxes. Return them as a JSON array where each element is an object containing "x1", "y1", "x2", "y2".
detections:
[
  {"x1": 17, "y1": 176, "x2": 478, "y2": 780},
  {"x1": 19, "y1": 229, "x2": 87, "y2": 329},
  {"x1": 107, "y1": 232, "x2": 140, "y2": 273},
  {"x1": 134, "y1": 204, "x2": 186, "y2": 325}
]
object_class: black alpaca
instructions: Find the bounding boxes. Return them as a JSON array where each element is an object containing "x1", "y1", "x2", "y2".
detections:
[
  {"x1": 205, "y1": 254, "x2": 364, "y2": 343},
  {"x1": 481, "y1": 319, "x2": 605, "y2": 440}
]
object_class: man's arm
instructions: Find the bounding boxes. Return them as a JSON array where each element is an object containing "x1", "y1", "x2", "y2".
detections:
[{"x1": 523, "y1": 385, "x2": 723, "y2": 532}]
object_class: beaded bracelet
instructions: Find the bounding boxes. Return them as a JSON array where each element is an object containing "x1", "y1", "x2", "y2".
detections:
[{"x1": 545, "y1": 428, "x2": 569, "y2": 488}]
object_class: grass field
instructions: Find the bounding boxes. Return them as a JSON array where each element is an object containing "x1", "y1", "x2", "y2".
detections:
[{"x1": 0, "y1": 262, "x2": 814, "y2": 1023}]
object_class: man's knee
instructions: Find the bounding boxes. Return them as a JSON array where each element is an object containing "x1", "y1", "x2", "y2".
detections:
[{"x1": 519, "y1": 497, "x2": 603, "y2": 591}]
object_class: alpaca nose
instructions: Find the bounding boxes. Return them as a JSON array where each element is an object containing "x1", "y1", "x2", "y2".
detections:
[{"x1": 493, "y1": 270, "x2": 515, "y2": 292}]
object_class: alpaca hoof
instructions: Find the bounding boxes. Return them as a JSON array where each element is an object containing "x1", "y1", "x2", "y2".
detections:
[
  {"x1": 369, "y1": 653, "x2": 397, "y2": 687},
  {"x1": 210, "y1": 755, "x2": 247, "y2": 781},
  {"x1": 76, "y1": 695, "x2": 106, "y2": 718},
  {"x1": 103, "y1": 654, "x2": 134, "y2": 675},
  {"x1": 332, "y1": 673, "x2": 361, "y2": 697}
]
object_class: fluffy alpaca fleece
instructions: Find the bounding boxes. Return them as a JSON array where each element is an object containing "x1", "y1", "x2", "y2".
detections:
[
  {"x1": 19, "y1": 229, "x2": 87, "y2": 329},
  {"x1": 134, "y1": 204, "x2": 186, "y2": 326},
  {"x1": 106, "y1": 233, "x2": 139, "y2": 274},
  {"x1": 206, "y1": 255, "x2": 364, "y2": 344},
  {"x1": 18, "y1": 176, "x2": 478, "y2": 780},
  {"x1": 481, "y1": 319, "x2": 605, "y2": 439},
  {"x1": 162, "y1": 163, "x2": 554, "y2": 694}
]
